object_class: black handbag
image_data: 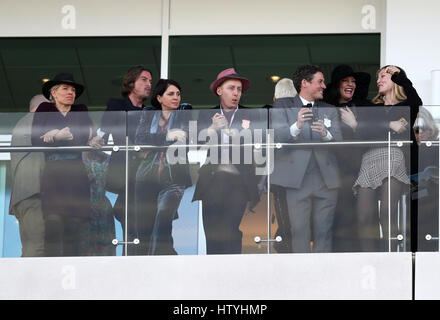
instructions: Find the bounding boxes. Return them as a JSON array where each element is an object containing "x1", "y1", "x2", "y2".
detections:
[{"x1": 105, "y1": 151, "x2": 142, "y2": 194}]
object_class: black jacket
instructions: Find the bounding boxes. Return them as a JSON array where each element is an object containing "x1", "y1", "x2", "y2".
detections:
[
  {"x1": 356, "y1": 72, "x2": 422, "y2": 142},
  {"x1": 134, "y1": 107, "x2": 192, "y2": 187},
  {"x1": 192, "y1": 105, "x2": 265, "y2": 204},
  {"x1": 100, "y1": 97, "x2": 144, "y2": 145},
  {"x1": 100, "y1": 97, "x2": 144, "y2": 194}
]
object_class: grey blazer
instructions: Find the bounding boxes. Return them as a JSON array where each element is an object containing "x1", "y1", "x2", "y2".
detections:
[
  {"x1": 270, "y1": 96, "x2": 342, "y2": 190},
  {"x1": 9, "y1": 113, "x2": 45, "y2": 215}
]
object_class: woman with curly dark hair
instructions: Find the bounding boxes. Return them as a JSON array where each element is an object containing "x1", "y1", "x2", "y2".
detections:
[{"x1": 323, "y1": 64, "x2": 372, "y2": 252}]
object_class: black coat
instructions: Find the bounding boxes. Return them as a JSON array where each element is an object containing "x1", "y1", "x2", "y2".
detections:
[
  {"x1": 192, "y1": 105, "x2": 264, "y2": 204},
  {"x1": 134, "y1": 107, "x2": 192, "y2": 188},
  {"x1": 31, "y1": 102, "x2": 92, "y2": 219},
  {"x1": 100, "y1": 97, "x2": 144, "y2": 194},
  {"x1": 356, "y1": 72, "x2": 422, "y2": 142},
  {"x1": 31, "y1": 102, "x2": 92, "y2": 156},
  {"x1": 100, "y1": 97, "x2": 144, "y2": 145},
  {"x1": 334, "y1": 98, "x2": 372, "y2": 141}
]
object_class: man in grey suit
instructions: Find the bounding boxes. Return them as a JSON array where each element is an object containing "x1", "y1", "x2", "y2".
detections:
[
  {"x1": 9, "y1": 94, "x2": 48, "y2": 257},
  {"x1": 271, "y1": 65, "x2": 342, "y2": 253}
]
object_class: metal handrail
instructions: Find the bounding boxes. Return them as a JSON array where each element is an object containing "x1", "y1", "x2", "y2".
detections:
[
  {"x1": 0, "y1": 140, "x2": 413, "y2": 152},
  {"x1": 420, "y1": 140, "x2": 440, "y2": 145}
]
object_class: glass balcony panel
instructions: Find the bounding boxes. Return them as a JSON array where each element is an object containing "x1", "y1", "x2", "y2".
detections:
[
  {"x1": 129, "y1": 109, "x2": 201, "y2": 255},
  {"x1": 416, "y1": 106, "x2": 440, "y2": 251},
  {"x1": 269, "y1": 105, "x2": 412, "y2": 253},
  {"x1": 192, "y1": 108, "x2": 269, "y2": 255},
  {"x1": 128, "y1": 108, "x2": 269, "y2": 255},
  {"x1": 0, "y1": 104, "x2": 421, "y2": 256},
  {"x1": 2, "y1": 110, "x2": 124, "y2": 257}
]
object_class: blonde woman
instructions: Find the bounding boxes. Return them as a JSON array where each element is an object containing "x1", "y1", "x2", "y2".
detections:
[
  {"x1": 32, "y1": 73, "x2": 94, "y2": 256},
  {"x1": 415, "y1": 107, "x2": 439, "y2": 251},
  {"x1": 354, "y1": 65, "x2": 422, "y2": 252},
  {"x1": 414, "y1": 106, "x2": 439, "y2": 145}
]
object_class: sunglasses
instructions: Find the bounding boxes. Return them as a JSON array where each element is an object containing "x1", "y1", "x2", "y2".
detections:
[{"x1": 414, "y1": 126, "x2": 431, "y2": 134}]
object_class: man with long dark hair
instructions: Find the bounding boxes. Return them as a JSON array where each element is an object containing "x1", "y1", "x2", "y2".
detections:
[{"x1": 98, "y1": 65, "x2": 153, "y2": 254}]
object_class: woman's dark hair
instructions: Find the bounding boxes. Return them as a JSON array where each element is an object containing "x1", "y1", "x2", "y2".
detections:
[
  {"x1": 121, "y1": 65, "x2": 152, "y2": 98},
  {"x1": 150, "y1": 79, "x2": 182, "y2": 109},
  {"x1": 323, "y1": 82, "x2": 341, "y2": 106}
]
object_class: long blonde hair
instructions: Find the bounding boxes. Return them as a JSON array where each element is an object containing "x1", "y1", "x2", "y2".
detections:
[{"x1": 372, "y1": 65, "x2": 407, "y2": 105}]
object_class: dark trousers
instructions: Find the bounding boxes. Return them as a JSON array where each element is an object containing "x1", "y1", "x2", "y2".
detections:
[
  {"x1": 41, "y1": 159, "x2": 91, "y2": 256},
  {"x1": 201, "y1": 172, "x2": 248, "y2": 254},
  {"x1": 112, "y1": 186, "x2": 136, "y2": 255},
  {"x1": 332, "y1": 178, "x2": 360, "y2": 252},
  {"x1": 133, "y1": 180, "x2": 185, "y2": 255},
  {"x1": 285, "y1": 170, "x2": 338, "y2": 253},
  {"x1": 149, "y1": 184, "x2": 185, "y2": 255},
  {"x1": 271, "y1": 185, "x2": 292, "y2": 253},
  {"x1": 417, "y1": 183, "x2": 439, "y2": 251},
  {"x1": 357, "y1": 178, "x2": 403, "y2": 252}
]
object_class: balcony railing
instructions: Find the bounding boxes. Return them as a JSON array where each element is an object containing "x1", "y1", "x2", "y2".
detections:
[{"x1": 1, "y1": 106, "x2": 438, "y2": 257}]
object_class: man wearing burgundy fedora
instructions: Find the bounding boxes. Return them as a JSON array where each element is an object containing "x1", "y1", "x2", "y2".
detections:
[{"x1": 193, "y1": 68, "x2": 263, "y2": 254}]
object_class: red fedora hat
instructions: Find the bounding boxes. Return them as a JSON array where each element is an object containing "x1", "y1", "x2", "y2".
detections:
[{"x1": 209, "y1": 68, "x2": 250, "y2": 96}]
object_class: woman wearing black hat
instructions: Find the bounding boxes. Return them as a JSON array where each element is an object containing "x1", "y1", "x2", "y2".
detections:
[
  {"x1": 31, "y1": 73, "x2": 94, "y2": 256},
  {"x1": 324, "y1": 65, "x2": 372, "y2": 136},
  {"x1": 323, "y1": 65, "x2": 372, "y2": 252}
]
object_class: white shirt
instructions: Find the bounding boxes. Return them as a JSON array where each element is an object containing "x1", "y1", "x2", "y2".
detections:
[{"x1": 289, "y1": 96, "x2": 333, "y2": 141}]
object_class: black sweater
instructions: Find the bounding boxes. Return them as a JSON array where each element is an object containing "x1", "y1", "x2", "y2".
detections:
[{"x1": 356, "y1": 71, "x2": 422, "y2": 142}]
